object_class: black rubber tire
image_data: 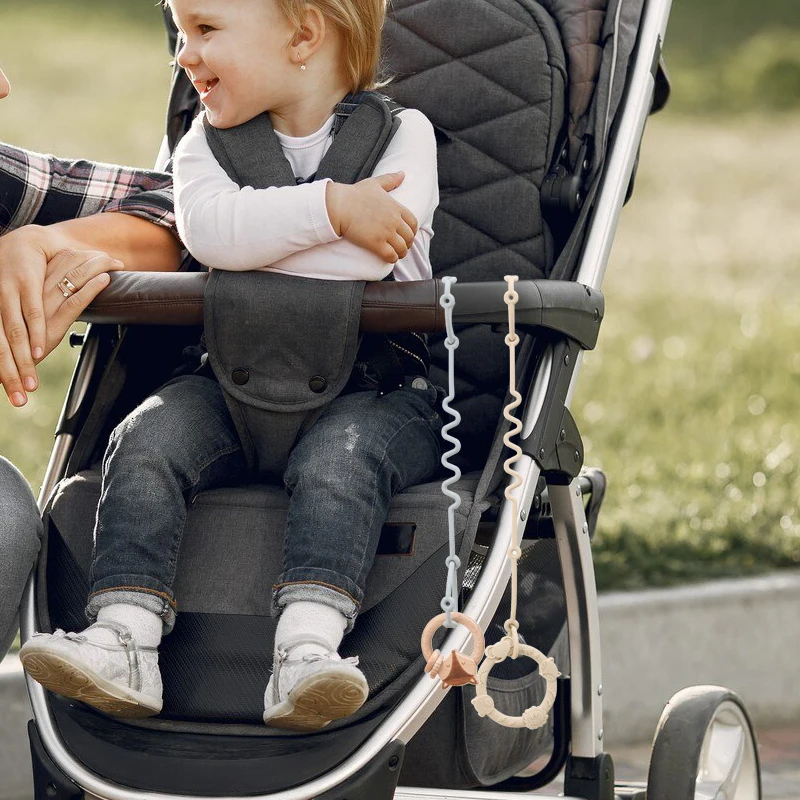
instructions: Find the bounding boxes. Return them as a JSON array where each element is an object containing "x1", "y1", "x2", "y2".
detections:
[{"x1": 647, "y1": 685, "x2": 762, "y2": 800}]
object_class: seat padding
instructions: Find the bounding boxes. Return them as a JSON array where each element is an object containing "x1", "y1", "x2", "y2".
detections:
[{"x1": 46, "y1": 470, "x2": 480, "y2": 617}]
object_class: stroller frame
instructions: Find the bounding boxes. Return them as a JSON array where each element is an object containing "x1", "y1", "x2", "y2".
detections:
[{"x1": 20, "y1": 0, "x2": 677, "y2": 798}]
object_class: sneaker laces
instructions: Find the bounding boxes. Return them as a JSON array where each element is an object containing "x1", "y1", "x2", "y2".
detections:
[{"x1": 43, "y1": 629, "x2": 88, "y2": 643}]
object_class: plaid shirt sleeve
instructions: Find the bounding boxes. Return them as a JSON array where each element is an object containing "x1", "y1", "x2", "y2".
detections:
[{"x1": 0, "y1": 142, "x2": 176, "y2": 237}]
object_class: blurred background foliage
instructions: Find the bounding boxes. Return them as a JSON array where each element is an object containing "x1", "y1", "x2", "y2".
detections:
[
  {"x1": 666, "y1": 0, "x2": 800, "y2": 114},
  {"x1": 0, "y1": 0, "x2": 798, "y2": 590}
]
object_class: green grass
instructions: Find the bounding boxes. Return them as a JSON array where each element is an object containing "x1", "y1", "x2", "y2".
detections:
[
  {"x1": 667, "y1": 0, "x2": 800, "y2": 65},
  {"x1": 0, "y1": 1, "x2": 170, "y2": 165},
  {"x1": 0, "y1": 3, "x2": 799, "y2": 591},
  {"x1": 574, "y1": 115, "x2": 800, "y2": 588},
  {"x1": 0, "y1": 3, "x2": 170, "y2": 485},
  {"x1": 664, "y1": 0, "x2": 800, "y2": 114}
]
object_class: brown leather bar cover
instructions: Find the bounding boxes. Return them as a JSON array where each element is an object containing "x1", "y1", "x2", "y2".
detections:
[{"x1": 80, "y1": 272, "x2": 445, "y2": 333}]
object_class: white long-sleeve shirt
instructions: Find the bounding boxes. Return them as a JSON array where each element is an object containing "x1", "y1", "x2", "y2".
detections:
[{"x1": 172, "y1": 108, "x2": 438, "y2": 282}]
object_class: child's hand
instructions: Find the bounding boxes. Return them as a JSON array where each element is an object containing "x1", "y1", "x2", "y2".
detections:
[{"x1": 326, "y1": 173, "x2": 419, "y2": 263}]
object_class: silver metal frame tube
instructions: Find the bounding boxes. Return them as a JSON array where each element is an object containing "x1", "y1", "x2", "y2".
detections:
[
  {"x1": 559, "y1": 0, "x2": 674, "y2": 761},
  {"x1": 393, "y1": 790, "x2": 583, "y2": 800},
  {"x1": 560, "y1": 0, "x2": 674, "y2": 758},
  {"x1": 577, "y1": 0, "x2": 674, "y2": 293},
  {"x1": 550, "y1": 481, "x2": 603, "y2": 756}
]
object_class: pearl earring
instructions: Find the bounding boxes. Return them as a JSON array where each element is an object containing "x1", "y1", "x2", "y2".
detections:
[{"x1": 300, "y1": 63, "x2": 307, "y2": 71}]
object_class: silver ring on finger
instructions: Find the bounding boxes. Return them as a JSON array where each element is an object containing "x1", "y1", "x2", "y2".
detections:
[{"x1": 57, "y1": 277, "x2": 77, "y2": 298}]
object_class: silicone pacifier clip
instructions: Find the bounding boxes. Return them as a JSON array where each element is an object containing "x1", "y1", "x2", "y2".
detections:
[
  {"x1": 420, "y1": 276, "x2": 485, "y2": 689},
  {"x1": 471, "y1": 276, "x2": 560, "y2": 729}
]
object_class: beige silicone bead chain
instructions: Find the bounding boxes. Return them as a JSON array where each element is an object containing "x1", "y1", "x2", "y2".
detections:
[{"x1": 470, "y1": 275, "x2": 560, "y2": 729}]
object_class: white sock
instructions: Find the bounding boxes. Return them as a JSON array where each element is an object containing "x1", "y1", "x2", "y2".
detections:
[
  {"x1": 274, "y1": 601, "x2": 347, "y2": 659},
  {"x1": 85, "y1": 603, "x2": 163, "y2": 649}
]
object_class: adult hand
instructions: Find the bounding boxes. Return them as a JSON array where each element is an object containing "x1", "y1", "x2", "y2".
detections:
[
  {"x1": 0, "y1": 226, "x2": 123, "y2": 407},
  {"x1": 42, "y1": 248, "x2": 122, "y2": 354},
  {"x1": 0, "y1": 67, "x2": 9, "y2": 99}
]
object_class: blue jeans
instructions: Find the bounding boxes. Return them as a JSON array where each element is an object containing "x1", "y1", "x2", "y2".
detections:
[
  {"x1": 86, "y1": 374, "x2": 442, "y2": 633},
  {"x1": 0, "y1": 457, "x2": 43, "y2": 659}
]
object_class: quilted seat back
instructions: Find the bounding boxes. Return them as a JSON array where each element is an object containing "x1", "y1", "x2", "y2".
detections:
[
  {"x1": 384, "y1": 0, "x2": 567, "y2": 468},
  {"x1": 156, "y1": 0, "x2": 568, "y2": 470}
]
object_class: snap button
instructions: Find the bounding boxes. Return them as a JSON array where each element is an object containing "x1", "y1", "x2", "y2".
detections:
[
  {"x1": 309, "y1": 376, "x2": 328, "y2": 393},
  {"x1": 232, "y1": 368, "x2": 250, "y2": 385},
  {"x1": 412, "y1": 377, "x2": 428, "y2": 390}
]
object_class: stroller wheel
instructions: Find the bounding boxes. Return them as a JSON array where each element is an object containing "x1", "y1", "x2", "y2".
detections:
[{"x1": 647, "y1": 685, "x2": 761, "y2": 800}]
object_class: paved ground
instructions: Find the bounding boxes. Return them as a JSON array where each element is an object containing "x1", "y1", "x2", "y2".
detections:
[
  {"x1": 756, "y1": 727, "x2": 800, "y2": 800},
  {"x1": 528, "y1": 725, "x2": 800, "y2": 798},
  {"x1": 612, "y1": 728, "x2": 800, "y2": 799}
]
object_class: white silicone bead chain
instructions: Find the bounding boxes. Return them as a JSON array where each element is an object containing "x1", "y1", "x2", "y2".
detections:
[
  {"x1": 439, "y1": 276, "x2": 462, "y2": 629},
  {"x1": 470, "y1": 275, "x2": 560, "y2": 729},
  {"x1": 420, "y1": 276, "x2": 485, "y2": 689}
]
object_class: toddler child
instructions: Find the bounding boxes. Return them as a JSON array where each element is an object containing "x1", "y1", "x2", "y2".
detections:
[{"x1": 21, "y1": 0, "x2": 441, "y2": 731}]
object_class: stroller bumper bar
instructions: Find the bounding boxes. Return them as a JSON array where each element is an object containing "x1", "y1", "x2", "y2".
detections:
[{"x1": 79, "y1": 273, "x2": 605, "y2": 350}]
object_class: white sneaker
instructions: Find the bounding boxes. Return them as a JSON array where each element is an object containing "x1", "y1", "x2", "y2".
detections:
[
  {"x1": 263, "y1": 650, "x2": 369, "y2": 731},
  {"x1": 20, "y1": 621, "x2": 163, "y2": 718}
]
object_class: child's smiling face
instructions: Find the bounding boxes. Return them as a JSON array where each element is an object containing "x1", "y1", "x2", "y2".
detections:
[{"x1": 169, "y1": 0, "x2": 299, "y2": 129}]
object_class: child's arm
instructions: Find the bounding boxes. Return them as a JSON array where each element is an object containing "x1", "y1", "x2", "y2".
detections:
[
  {"x1": 326, "y1": 175, "x2": 418, "y2": 265},
  {"x1": 173, "y1": 118, "x2": 338, "y2": 270},
  {"x1": 339, "y1": 108, "x2": 439, "y2": 282},
  {"x1": 271, "y1": 108, "x2": 438, "y2": 283},
  {"x1": 173, "y1": 116, "x2": 416, "y2": 271},
  {"x1": 369, "y1": 110, "x2": 439, "y2": 281}
]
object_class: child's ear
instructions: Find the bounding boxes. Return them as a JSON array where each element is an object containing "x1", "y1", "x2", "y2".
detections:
[{"x1": 290, "y1": 6, "x2": 326, "y2": 56}]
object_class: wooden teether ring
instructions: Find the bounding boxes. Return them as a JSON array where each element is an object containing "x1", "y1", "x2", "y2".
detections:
[
  {"x1": 421, "y1": 612, "x2": 485, "y2": 689},
  {"x1": 471, "y1": 637, "x2": 560, "y2": 729}
]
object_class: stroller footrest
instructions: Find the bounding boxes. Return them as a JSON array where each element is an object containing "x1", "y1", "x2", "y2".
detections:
[
  {"x1": 317, "y1": 739, "x2": 404, "y2": 800},
  {"x1": 28, "y1": 721, "x2": 82, "y2": 800}
]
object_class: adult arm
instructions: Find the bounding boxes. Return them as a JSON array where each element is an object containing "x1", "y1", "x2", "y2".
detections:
[
  {"x1": 0, "y1": 142, "x2": 175, "y2": 235},
  {"x1": 0, "y1": 141, "x2": 182, "y2": 404},
  {"x1": 0, "y1": 211, "x2": 181, "y2": 407}
]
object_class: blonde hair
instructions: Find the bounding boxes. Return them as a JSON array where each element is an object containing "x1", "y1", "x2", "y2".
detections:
[{"x1": 277, "y1": 0, "x2": 388, "y2": 92}]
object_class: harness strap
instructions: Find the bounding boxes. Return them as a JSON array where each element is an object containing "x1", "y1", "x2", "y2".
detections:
[
  {"x1": 326, "y1": 93, "x2": 430, "y2": 388},
  {"x1": 204, "y1": 92, "x2": 429, "y2": 394},
  {"x1": 199, "y1": 92, "x2": 428, "y2": 474}
]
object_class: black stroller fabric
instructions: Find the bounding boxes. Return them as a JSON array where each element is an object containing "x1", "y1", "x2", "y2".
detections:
[
  {"x1": 204, "y1": 271, "x2": 366, "y2": 476},
  {"x1": 32, "y1": 0, "x2": 624, "y2": 793},
  {"x1": 385, "y1": 0, "x2": 566, "y2": 471}
]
